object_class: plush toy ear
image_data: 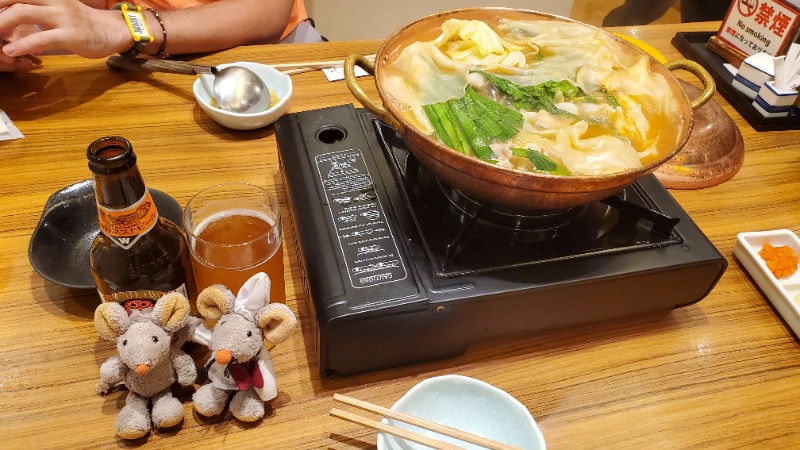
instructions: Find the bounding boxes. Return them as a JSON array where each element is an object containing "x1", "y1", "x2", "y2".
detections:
[
  {"x1": 196, "y1": 284, "x2": 235, "y2": 321},
  {"x1": 256, "y1": 303, "x2": 297, "y2": 345},
  {"x1": 94, "y1": 302, "x2": 130, "y2": 341},
  {"x1": 152, "y1": 292, "x2": 190, "y2": 333}
]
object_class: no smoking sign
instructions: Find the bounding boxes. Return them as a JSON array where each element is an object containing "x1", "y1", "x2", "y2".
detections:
[
  {"x1": 717, "y1": 0, "x2": 800, "y2": 57},
  {"x1": 739, "y1": 0, "x2": 759, "y2": 16}
]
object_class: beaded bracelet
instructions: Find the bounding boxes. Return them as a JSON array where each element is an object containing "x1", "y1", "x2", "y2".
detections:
[{"x1": 146, "y1": 8, "x2": 169, "y2": 59}]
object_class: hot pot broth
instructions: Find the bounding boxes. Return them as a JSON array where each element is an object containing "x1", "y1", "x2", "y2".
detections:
[{"x1": 381, "y1": 17, "x2": 681, "y2": 176}]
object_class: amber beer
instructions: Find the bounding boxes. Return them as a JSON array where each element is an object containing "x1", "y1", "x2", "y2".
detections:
[
  {"x1": 185, "y1": 183, "x2": 285, "y2": 303},
  {"x1": 87, "y1": 136, "x2": 197, "y2": 308}
]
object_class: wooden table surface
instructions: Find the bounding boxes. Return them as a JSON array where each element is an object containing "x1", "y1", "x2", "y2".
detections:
[{"x1": 1, "y1": 21, "x2": 799, "y2": 449}]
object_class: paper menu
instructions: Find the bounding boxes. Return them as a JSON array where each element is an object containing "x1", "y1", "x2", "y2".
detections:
[{"x1": 322, "y1": 65, "x2": 368, "y2": 82}]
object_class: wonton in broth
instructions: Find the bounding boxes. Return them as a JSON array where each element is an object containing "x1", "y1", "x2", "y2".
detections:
[{"x1": 382, "y1": 18, "x2": 680, "y2": 176}]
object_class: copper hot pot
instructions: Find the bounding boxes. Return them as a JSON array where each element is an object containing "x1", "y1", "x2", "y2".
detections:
[{"x1": 344, "y1": 8, "x2": 715, "y2": 210}]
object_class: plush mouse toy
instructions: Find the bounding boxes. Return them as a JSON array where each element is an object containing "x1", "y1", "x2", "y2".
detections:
[
  {"x1": 94, "y1": 292, "x2": 198, "y2": 440},
  {"x1": 192, "y1": 272, "x2": 297, "y2": 422}
]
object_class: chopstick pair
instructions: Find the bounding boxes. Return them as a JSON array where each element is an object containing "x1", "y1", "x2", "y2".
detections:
[
  {"x1": 268, "y1": 54, "x2": 376, "y2": 72},
  {"x1": 330, "y1": 393, "x2": 523, "y2": 450}
]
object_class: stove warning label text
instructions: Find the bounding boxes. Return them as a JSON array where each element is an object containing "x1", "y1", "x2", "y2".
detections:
[{"x1": 315, "y1": 149, "x2": 408, "y2": 289}]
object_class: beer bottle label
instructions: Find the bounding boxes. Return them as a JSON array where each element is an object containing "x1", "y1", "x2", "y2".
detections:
[
  {"x1": 96, "y1": 190, "x2": 158, "y2": 250},
  {"x1": 97, "y1": 283, "x2": 189, "y2": 318}
]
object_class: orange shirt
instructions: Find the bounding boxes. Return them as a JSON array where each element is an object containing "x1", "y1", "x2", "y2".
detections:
[{"x1": 105, "y1": 0, "x2": 307, "y2": 39}]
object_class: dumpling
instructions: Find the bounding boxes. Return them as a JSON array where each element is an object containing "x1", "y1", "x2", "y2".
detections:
[
  {"x1": 553, "y1": 121, "x2": 643, "y2": 175},
  {"x1": 603, "y1": 56, "x2": 677, "y2": 116},
  {"x1": 381, "y1": 41, "x2": 467, "y2": 106},
  {"x1": 516, "y1": 116, "x2": 642, "y2": 175},
  {"x1": 435, "y1": 19, "x2": 522, "y2": 58}
]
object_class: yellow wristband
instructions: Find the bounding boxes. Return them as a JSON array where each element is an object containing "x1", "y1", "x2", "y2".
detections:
[{"x1": 113, "y1": 2, "x2": 153, "y2": 57}]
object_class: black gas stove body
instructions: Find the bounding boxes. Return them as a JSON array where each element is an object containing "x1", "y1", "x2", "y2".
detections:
[{"x1": 275, "y1": 104, "x2": 727, "y2": 378}]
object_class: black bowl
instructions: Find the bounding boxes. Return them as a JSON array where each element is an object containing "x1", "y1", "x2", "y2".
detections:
[{"x1": 28, "y1": 180, "x2": 185, "y2": 290}]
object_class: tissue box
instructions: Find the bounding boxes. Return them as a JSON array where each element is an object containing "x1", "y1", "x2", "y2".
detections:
[
  {"x1": 734, "y1": 53, "x2": 775, "y2": 99},
  {"x1": 753, "y1": 81, "x2": 799, "y2": 117}
]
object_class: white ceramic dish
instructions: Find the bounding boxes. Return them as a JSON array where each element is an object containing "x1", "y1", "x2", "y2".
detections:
[
  {"x1": 733, "y1": 53, "x2": 775, "y2": 100},
  {"x1": 753, "y1": 80, "x2": 799, "y2": 117},
  {"x1": 193, "y1": 61, "x2": 292, "y2": 130},
  {"x1": 376, "y1": 375, "x2": 546, "y2": 450},
  {"x1": 733, "y1": 229, "x2": 800, "y2": 336}
]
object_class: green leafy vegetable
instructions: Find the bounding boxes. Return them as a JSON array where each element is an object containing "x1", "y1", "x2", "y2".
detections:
[
  {"x1": 477, "y1": 71, "x2": 588, "y2": 121},
  {"x1": 598, "y1": 88, "x2": 620, "y2": 108},
  {"x1": 422, "y1": 86, "x2": 523, "y2": 161},
  {"x1": 511, "y1": 148, "x2": 570, "y2": 175},
  {"x1": 423, "y1": 104, "x2": 454, "y2": 149}
]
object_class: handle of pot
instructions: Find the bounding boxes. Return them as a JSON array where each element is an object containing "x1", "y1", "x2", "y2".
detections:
[
  {"x1": 664, "y1": 59, "x2": 715, "y2": 110},
  {"x1": 344, "y1": 54, "x2": 405, "y2": 134}
]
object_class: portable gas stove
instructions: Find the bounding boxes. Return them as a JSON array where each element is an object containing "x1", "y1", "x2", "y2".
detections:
[{"x1": 275, "y1": 104, "x2": 727, "y2": 378}]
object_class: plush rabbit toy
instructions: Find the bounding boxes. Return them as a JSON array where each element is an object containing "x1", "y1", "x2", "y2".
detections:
[
  {"x1": 192, "y1": 272, "x2": 297, "y2": 422},
  {"x1": 94, "y1": 292, "x2": 198, "y2": 440}
]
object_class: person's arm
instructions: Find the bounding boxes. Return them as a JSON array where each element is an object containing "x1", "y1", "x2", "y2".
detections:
[
  {"x1": 149, "y1": 0, "x2": 294, "y2": 55},
  {"x1": 0, "y1": 0, "x2": 134, "y2": 59},
  {"x1": 0, "y1": 0, "x2": 294, "y2": 63}
]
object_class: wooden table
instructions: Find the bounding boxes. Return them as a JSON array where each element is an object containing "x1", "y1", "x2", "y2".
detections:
[{"x1": 1, "y1": 21, "x2": 799, "y2": 449}]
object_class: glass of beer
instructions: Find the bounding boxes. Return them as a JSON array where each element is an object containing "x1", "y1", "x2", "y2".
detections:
[{"x1": 184, "y1": 183, "x2": 285, "y2": 303}]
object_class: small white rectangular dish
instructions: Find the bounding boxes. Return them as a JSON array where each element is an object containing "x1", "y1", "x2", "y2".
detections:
[{"x1": 733, "y1": 230, "x2": 800, "y2": 337}]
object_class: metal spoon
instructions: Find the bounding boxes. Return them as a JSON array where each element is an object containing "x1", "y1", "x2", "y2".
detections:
[
  {"x1": 197, "y1": 65, "x2": 270, "y2": 113},
  {"x1": 106, "y1": 56, "x2": 270, "y2": 113}
]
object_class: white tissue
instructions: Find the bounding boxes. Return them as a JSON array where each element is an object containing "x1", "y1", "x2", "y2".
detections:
[
  {"x1": 0, "y1": 110, "x2": 24, "y2": 141},
  {"x1": 774, "y1": 43, "x2": 800, "y2": 90}
]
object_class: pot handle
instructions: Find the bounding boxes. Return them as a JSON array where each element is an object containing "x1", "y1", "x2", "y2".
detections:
[
  {"x1": 345, "y1": 54, "x2": 405, "y2": 133},
  {"x1": 663, "y1": 59, "x2": 716, "y2": 110}
]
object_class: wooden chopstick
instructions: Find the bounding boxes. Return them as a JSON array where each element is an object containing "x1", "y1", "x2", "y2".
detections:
[
  {"x1": 330, "y1": 408, "x2": 464, "y2": 450},
  {"x1": 280, "y1": 67, "x2": 316, "y2": 75},
  {"x1": 332, "y1": 393, "x2": 524, "y2": 450},
  {"x1": 269, "y1": 54, "x2": 376, "y2": 71}
]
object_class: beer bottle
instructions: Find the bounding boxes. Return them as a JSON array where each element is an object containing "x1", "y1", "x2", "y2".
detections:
[{"x1": 87, "y1": 136, "x2": 197, "y2": 311}]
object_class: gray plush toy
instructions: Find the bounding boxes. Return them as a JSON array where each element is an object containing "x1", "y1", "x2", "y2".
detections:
[
  {"x1": 94, "y1": 292, "x2": 199, "y2": 440},
  {"x1": 192, "y1": 272, "x2": 297, "y2": 422}
]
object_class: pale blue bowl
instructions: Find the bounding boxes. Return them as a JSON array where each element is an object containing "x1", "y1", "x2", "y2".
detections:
[{"x1": 377, "y1": 375, "x2": 546, "y2": 450}]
